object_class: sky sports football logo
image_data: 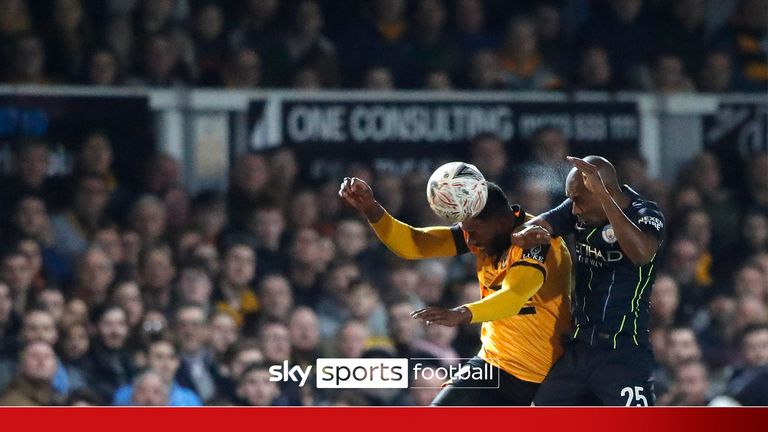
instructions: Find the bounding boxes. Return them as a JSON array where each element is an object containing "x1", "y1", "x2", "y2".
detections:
[{"x1": 269, "y1": 358, "x2": 499, "y2": 389}]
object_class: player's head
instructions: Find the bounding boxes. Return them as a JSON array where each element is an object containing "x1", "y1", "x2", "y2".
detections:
[
  {"x1": 461, "y1": 182, "x2": 515, "y2": 258},
  {"x1": 565, "y1": 155, "x2": 620, "y2": 226}
]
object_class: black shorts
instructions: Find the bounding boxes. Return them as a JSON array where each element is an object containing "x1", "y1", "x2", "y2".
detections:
[
  {"x1": 533, "y1": 339, "x2": 656, "y2": 406},
  {"x1": 431, "y1": 357, "x2": 539, "y2": 406}
]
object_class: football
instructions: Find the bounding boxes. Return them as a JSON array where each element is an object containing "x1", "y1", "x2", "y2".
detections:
[{"x1": 426, "y1": 162, "x2": 488, "y2": 223}]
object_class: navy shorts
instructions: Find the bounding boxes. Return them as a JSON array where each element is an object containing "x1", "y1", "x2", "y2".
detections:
[{"x1": 533, "y1": 339, "x2": 656, "y2": 406}]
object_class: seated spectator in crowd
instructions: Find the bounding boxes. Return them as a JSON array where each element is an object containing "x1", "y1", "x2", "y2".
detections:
[
  {"x1": 1, "y1": 140, "x2": 68, "y2": 215},
  {"x1": 727, "y1": 324, "x2": 768, "y2": 405},
  {"x1": 85, "y1": 49, "x2": 120, "y2": 86},
  {"x1": 257, "y1": 274, "x2": 294, "y2": 323},
  {"x1": 214, "y1": 242, "x2": 258, "y2": 329},
  {"x1": 236, "y1": 363, "x2": 286, "y2": 406},
  {"x1": 87, "y1": 305, "x2": 132, "y2": 400},
  {"x1": 113, "y1": 338, "x2": 202, "y2": 406},
  {"x1": 289, "y1": 307, "x2": 321, "y2": 367},
  {"x1": 71, "y1": 248, "x2": 114, "y2": 310},
  {"x1": 697, "y1": 51, "x2": 734, "y2": 92},
  {"x1": 497, "y1": 17, "x2": 560, "y2": 89},
  {"x1": 0, "y1": 341, "x2": 60, "y2": 406},
  {"x1": 51, "y1": 175, "x2": 112, "y2": 261},
  {"x1": 334, "y1": 320, "x2": 371, "y2": 359},
  {"x1": 209, "y1": 312, "x2": 238, "y2": 365},
  {"x1": 658, "y1": 359, "x2": 712, "y2": 406},
  {"x1": 574, "y1": 45, "x2": 615, "y2": 91},
  {"x1": 128, "y1": 370, "x2": 170, "y2": 406},
  {"x1": 174, "y1": 305, "x2": 222, "y2": 403}
]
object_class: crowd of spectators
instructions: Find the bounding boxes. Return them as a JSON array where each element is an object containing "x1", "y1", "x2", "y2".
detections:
[
  {"x1": 0, "y1": 124, "x2": 766, "y2": 406},
  {"x1": 0, "y1": 0, "x2": 766, "y2": 92}
]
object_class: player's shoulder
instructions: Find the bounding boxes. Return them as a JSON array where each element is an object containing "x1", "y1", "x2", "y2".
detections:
[{"x1": 624, "y1": 185, "x2": 665, "y2": 218}]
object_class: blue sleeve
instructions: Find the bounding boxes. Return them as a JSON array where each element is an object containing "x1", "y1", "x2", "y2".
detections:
[
  {"x1": 541, "y1": 198, "x2": 576, "y2": 237},
  {"x1": 635, "y1": 205, "x2": 666, "y2": 243}
]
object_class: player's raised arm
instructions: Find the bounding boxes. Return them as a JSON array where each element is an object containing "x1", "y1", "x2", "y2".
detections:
[
  {"x1": 567, "y1": 156, "x2": 661, "y2": 265},
  {"x1": 339, "y1": 176, "x2": 463, "y2": 260}
]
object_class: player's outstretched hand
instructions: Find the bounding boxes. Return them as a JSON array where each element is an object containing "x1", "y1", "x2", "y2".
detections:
[
  {"x1": 510, "y1": 225, "x2": 551, "y2": 249},
  {"x1": 338, "y1": 177, "x2": 383, "y2": 221},
  {"x1": 411, "y1": 306, "x2": 472, "y2": 327}
]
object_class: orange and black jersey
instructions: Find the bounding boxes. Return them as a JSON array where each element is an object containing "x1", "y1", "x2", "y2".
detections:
[{"x1": 370, "y1": 206, "x2": 572, "y2": 383}]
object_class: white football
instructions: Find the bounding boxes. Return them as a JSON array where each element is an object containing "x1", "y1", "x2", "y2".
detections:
[{"x1": 426, "y1": 162, "x2": 488, "y2": 223}]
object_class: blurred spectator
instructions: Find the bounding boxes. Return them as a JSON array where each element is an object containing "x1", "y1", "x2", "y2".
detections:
[
  {"x1": 289, "y1": 307, "x2": 321, "y2": 367},
  {"x1": 647, "y1": 53, "x2": 695, "y2": 93},
  {"x1": 665, "y1": 237, "x2": 715, "y2": 321},
  {"x1": 727, "y1": 324, "x2": 768, "y2": 405},
  {"x1": 228, "y1": 0, "x2": 282, "y2": 86},
  {"x1": 127, "y1": 33, "x2": 187, "y2": 86},
  {"x1": 71, "y1": 248, "x2": 114, "y2": 309},
  {"x1": 710, "y1": 0, "x2": 768, "y2": 90},
  {"x1": 386, "y1": 297, "x2": 423, "y2": 358},
  {"x1": 0, "y1": 281, "x2": 20, "y2": 358},
  {"x1": 515, "y1": 125, "x2": 570, "y2": 201},
  {"x1": 128, "y1": 369, "x2": 169, "y2": 406},
  {"x1": 579, "y1": 0, "x2": 656, "y2": 88},
  {"x1": 2, "y1": 249, "x2": 35, "y2": 313},
  {"x1": 656, "y1": 0, "x2": 708, "y2": 75},
  {"x1": 50, "y1": 175, "x2": 112, "y2": 261},
  {"x1": 698, "y1": 51, "x2": 734, "y2": 92},
  {"x1": 497, "y1": 16, "x2": 560, "y2": 89},
  {"x1": 363, "y1": 66, "x2": 395, "y2": 90},
  {"x1": 659, "y1": 359, "x2": 712, "y2": 405},
  {"x1": 574, "y1": 45, "x2": 615, "y2": 91},
  {"x1": 128, "y1": 195, "x2": 167, "y2": 246},
  {"x1": 174, "y1": 305, "x2": 221, "y2": 403},
  {"x1": 87, "y1": 305, "x2": 132, "y2": 400},
  {"x1": 452, "y1": 0, "x2": 496, "y2": 56},
  {"x1": 650, "y1": 273, "x2": 681, "y2": 328},
  {"x1": 5, "y1": 34, "x2": 47, "y2": 84},
  {"x1": 192, "y1": 3, "x2": 227, "y2": 86},
  {"x1": 533, "y1": 2, "x2": 567, "y2": 76},
  {"x1": 745, "y1": 152, "x2": 768, "y2": 212},
  {"x1": 138, "y1": 244, "x2": 175, "y2": 311},
  {"x1": 401, "y1": 0, "x2": 457, "y2": 87},
  {"x1": 1, "y1": 140, "x2": 67, "y2": 214},
  {"x1": 338, "y1": 0, "x2": 409, "y2": 87},
  {"x1": 466, "y1": 50, "x2": 504, "y2": 89},
  {"x1": 279, "y1": 1, "x2": 340, "y2": 88},
  {"x1": 217, "y1": 47, "x2": 261, "y2": 88},
  {"x1": 0, "y1": 341, "x2": 60, "y2": 406},
  {"x1": 335, "y1": 320, "x2": 370, "y2": 359},
  {"x1": 346, "y1": 279, "x2": 387, "y2": 338},
  {"x1": 85, "y1": 49, "x2": 120, "y2": 85},
  {"x1": 468, "y1": 133, "x2": 510, "y2": 186},
  {"x1": 209, "y1": 312, "x2": 238, "y2": 363},
  {"x1": 175, "y1": 264, "x2": 213, "y2": 312},
  {"x1": 44, "y1": 0, "x2": 93, "y2": 82},
  {"x1": 228, "y1": 154, "x2": 270, "y2": 228},
  {"x1": 214, "y1": 242, "x2": 258, "y2": 328},
  {"x1": 236, "y1": 362, "x2": 284, "y2": 406},
  {"x1": 287, "y1": 228, "x2": 324, "y2": 306},
  {"x1": 257, "y1": 274, "x2": 294, "y2": 323},
  {"x1": 113, "y1": 338, "x2": 202, "y2": 406}
]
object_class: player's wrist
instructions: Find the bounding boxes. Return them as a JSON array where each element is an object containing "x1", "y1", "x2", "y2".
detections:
[
  {"x1": 452, "y1": 306, "x2": 473, "y2": 324},
  {"x1": 363, "y1": 201, "x2": 385, "y2": 223}
]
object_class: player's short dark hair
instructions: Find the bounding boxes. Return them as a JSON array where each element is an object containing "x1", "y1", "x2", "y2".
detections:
[{"x1": 472, "y1": 182, "x2": 511, "y2": 221}]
